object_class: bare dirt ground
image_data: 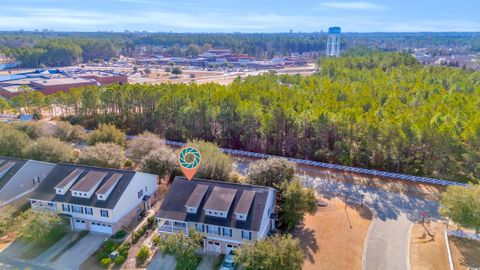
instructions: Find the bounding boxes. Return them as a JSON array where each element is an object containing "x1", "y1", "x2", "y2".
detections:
[
  {"x1": 0, "y1": 232, "x2": 17, "y2": 252},
  {"x1": 292, "y1": 198, "x2": 372, "y2": 270},
  {"x1": 449, "y1": 236, "x2": 480, "y2": 270},
  {"x1": 410, "y1": 222, "x2": 449, "y2": 270}
]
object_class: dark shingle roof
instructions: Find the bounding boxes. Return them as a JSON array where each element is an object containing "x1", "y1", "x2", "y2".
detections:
[
  {"x1": 203, "y1": 186, "x2": 237, "y2": 212},
  {"x1": 0, "y1": 157, "x2": 28, "y2": 191},
  {"x1": 157, "y1": 177, "x2": 275, "y2": 231},
  {"x1": 29, "y1": 163, "x2": 136, "y2": 209}
]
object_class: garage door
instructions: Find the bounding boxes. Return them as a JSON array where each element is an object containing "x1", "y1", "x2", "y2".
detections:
[
  {"x1": 206, "y1": 241, "x2": 221, "y2": 253},
  {"x1": 73, "y1": 219, "x2": 86, "y2": 230},
  {"x1": 90, "y1": 222, "x2": 113, "y2": 234}
]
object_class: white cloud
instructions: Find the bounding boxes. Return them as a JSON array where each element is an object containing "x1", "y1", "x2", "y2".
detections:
[{"x1": 317, "y1": 1, "x2": 386, "y2": 10}]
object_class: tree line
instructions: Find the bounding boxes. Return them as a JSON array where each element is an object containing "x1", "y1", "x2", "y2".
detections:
[
  {"x1": 6, "y1": 52, "x2": 480, "y2": 183},
  {"x1": 1, "y1": 37, "x2": 121, "y2": 67}
]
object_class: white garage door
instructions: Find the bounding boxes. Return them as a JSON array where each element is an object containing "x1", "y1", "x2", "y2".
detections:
[
  {"x1": 206, "y1": 241, "x2": 221, "y2": 253},
  {"x1": 90, "y1": 221, "x2": 113, "y2": 234},
  {"x1": 73, "y1": 219, "x2": 86, "y2": 230}
]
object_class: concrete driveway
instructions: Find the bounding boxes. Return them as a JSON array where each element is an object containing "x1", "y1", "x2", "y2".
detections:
[
  {"x1": 147, "y1": 252, "x2": 176, "y2": 270},
  {"x1": 52, "y1": 233, "x2": 106, "y2": 270}
]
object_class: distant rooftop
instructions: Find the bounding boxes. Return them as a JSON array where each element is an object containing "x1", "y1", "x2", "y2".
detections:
[{"x1": 32, "y1": 77, "x2": 94, "y2": 86}]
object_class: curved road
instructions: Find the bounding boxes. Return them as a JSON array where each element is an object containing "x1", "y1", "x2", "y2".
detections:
[{"x1": 234, "y1": 157, "x2": 440, "y2": 270}]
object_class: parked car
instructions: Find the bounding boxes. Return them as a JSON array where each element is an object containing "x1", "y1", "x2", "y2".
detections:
[{"x1": 220, "y1": 252, "x2": 236, "y2": 270}]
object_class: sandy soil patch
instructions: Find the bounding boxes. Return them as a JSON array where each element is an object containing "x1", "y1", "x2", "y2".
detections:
[
  {"x1": 449, "y1": 236, "x2": 480, "y2": 269},
  {"x1": 293, "y1": 198, "x2": 372, "y2": 270},
  {"x1": 0, "y1": 232, "x2": 17, "y2": 252},
  {"x1": 410, "y1": 222, "x2": 449, "y2": 270}
]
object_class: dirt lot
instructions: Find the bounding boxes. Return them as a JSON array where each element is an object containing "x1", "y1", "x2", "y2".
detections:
[
  {"x1": 0, "y1": 232, "x2": 17, "y2": 252},
  {"x1": 410, "y1": 222, "x2": 449, "y2": 270},
  {"x1": 449, "y1": 236, "x2": 480, "y2": 269},
  {"x1": 292, "y1": 198, "x2": 372, "y2": 270}
]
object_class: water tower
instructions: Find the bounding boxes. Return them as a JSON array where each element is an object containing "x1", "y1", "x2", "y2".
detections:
[{"x1": 326, "y1": 26, "x2": 341, "y2": 57}]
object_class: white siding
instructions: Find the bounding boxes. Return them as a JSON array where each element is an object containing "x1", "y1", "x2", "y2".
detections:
[
  {"x1": 0, "y1": 160, "x2": 55, "y2": 206},
  {"x1": 111, "y1": 172, "x2": 157, "y2": 223},
  {"x1": 257, "y1": 188, "x2": 276, "y2": 239}
]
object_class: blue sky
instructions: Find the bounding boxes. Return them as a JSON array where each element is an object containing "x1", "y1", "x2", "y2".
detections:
[{"x1": 1, "y1": 0, "x2": 479, "y2": 32}]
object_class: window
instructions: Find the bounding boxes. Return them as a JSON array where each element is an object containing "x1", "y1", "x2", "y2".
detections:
[
  {"x1": 100, "y1": 209, "x2": 109, "y2": 218},
  {"x1": 47, "y1": 202, "x2": 55, "y2": 207},
  {"x1": 223, "y1": 228, "x2": 232, "y2": 237},
  {"x1": 137, "y1": 190, "x2": 143, "y2": 199},
  {"x1": 136, "y1": 205, "x2": 142, "y2": 213},
  {"x1": 62, "y1": 204, "x2": 70, "y2": 212},
  {"x1": 207, "y1": 225, "x2": 220, "y2": 235},
  {"x1": 242, "y1": 230, "x2": 252, "y2": 240},
  {"x1": 195, "y1": 224, "x2": 204, "y2": 233},
  {"x1": 174, "y1": 221, "x2": 186, "y2": 227},
  {"x1": 72, "y1": 205, "x2": 83, "y2": 214},
  {"x1": 145, "y1": 186, "x2": 148, "y2": 192},
  {"x1": 85, "y1": 207, "x2": 93, "y2": 215}
]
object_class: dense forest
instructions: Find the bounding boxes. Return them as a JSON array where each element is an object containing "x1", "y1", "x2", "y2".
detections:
[
  {"x1": 7, "y1": 52, "x2": 480, "y2": 184},
  {"x1": 1, "y1": 31, "x2": 480, "y2": 67}
]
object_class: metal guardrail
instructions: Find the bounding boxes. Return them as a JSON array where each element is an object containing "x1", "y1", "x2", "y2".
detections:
[
  {"x1": 447, "y1": 230, "x2": 480, "y2": 241},
  {"x1": 157, "y1": 139, "x2": 467, "y2": 187}
]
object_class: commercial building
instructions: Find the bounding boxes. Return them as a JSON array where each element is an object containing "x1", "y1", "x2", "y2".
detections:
[
  {"x1": 78, "y1": 71, "x2": 128, "y2": 85},
  {"x1": 29, "y1": 163, "x2": 158, "y2": 235},
  {"x1": 157, "y1": 177, "x2": 276, "y2": 254},
  {"x1": 30, "y1": 77, "x2": 98, "y2": 95}
]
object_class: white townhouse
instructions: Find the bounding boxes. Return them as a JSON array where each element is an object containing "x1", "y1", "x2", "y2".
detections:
[
  {"x1": 29, "y1": 163, "x2": 158, "y2": 234},
  {"x1": 0, "y1": 156, "x2": 55, "y2": 207},
  {"x1": 157, "y1": 177, "x2": 277, "y2": 254}
]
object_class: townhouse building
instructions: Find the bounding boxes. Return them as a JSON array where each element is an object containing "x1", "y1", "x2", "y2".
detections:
[
  {"x1": 0, "y1": 157, "x2": 55, "y2": 207},
  {"x1": 157, "y1": 177, "x2": 276, "y2": 254},
  {"x1": 29, "y1": 163, "x2": 158, "y2": 235}
]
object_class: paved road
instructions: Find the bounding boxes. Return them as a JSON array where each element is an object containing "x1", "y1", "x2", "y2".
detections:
[
  {"x1": 233, "y1": 157, "x2": 440, "y2": 270},
  {"x1": 363, "y1": 213, "x2": 412, "y2": 270}
]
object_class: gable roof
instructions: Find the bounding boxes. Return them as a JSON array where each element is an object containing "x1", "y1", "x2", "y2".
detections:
[
  {"x1": 29, "y1": 163, "x2": 137, "y2": 209},
  {"x1": 157, "y1": 177, "x2": 275, "y2": 231},
  {"x1": 0, "y1": 156, "x2": 28, "y2": 191}
]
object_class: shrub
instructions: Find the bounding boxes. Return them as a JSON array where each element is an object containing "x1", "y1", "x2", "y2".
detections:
[
  {"x1": 22, "y1": 137, "x2": 76, "y2": 163},
  {"x1": 78, "y1": 143, "x2": 126, "y2": 168},
  {"x1": 187, "y1": 140, "x2": 233, "y2": 181},
  {"x1": 127, "y1": 132, "x2": 163, "y2": 161},
  {"x1": 124, "y1": 159, "x2": 133, "y2": 168},
  {"x1": 55, "y1": 121, "x2": 87, "y2": 143},
  {"x1": 12, "y1": 122, "x2": 54, "y2": 139},
  {"x1": 112, "y1": 230, "x2": 127, "y2": 240},
  {"x1": 96, "y1": 250, "x2": 109, "y2": 263},
  {"x1": 114, "y1": 254, "x2": 126, "y2": 265},
  {"x1": 140, "y1": 146, "x2": 179, "y2": 180},
  {"x1": 147, "y1": 216, "x2": 156, "y2": 227},
  {"x1": 103, "y1": 239, "x2": 118, "y2": 253},
  {"x1": 247, "y1": 158, "x2": 296, "y2": 187},
  {"x1": 117, "y1": 244, "x2": 129, "y2": 257},
  {"x1": 87, "y1": 123, "x2": 125, "y2": 146},
  {"x1": 100, "y1": 257, "x2": 111, "y2": 268},
  {"x1": 133, "y1": 231, "x2": 142, "y2": 243},
  {"x1": 0, "y1": 125, "x2": 30, "y2": 158},
  {"x1": 136, "y1": 245, "x2": 151, "y2": 263}
]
